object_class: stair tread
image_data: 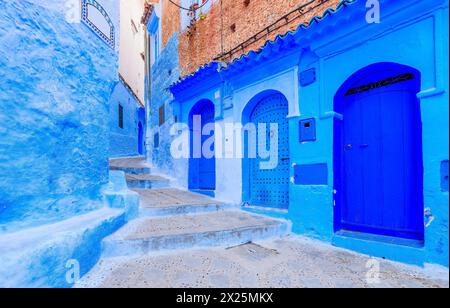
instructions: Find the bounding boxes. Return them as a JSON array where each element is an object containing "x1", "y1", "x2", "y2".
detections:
[
  {"x1": 132, "y1": 188, "x2": 224, "y2": 209},
  {"x1": 109, "y1": 157, "x2": 151, "y2": 169},
  {"x1": 125, "y1": 174, "x2": 169, "y2": 182},
  {"x1": 108, "y1": 211, "x2": 285, "y2": 241}
]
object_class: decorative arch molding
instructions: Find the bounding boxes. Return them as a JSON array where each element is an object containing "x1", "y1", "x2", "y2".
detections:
[
  {"x1": 241, "y1": 89, "x2": 289, "y2": 125},
  {"x1": 81, "y1": 0, "x2": 115, "y2": 49},
  {"x1": 334, "y1": 62, "x2": 422, "y2": 103}
]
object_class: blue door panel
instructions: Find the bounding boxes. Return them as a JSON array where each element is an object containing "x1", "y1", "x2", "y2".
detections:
[
  {"x1": 199, "y1": 103, "x2": 215, "y2": 189},
  {"x1": 138, "y1": 122, "x2": 143, "y2": 155},
  {"x1": 249, "y1": 94, "x2": 289, "y2": 209},
  {"x1": 337, "y1": 68, "x2": 424, "y2": 241},
  {"x1": 189, "y1": 101, "x2": 216, "y2": 191}
]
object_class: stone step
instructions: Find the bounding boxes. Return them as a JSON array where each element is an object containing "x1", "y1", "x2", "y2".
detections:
[
  {"x1": 133, "y1": 188, "x2": 239, "y2": 217},
  {"x1": 109, "y1": 157, "x2": 152, "y2": 174},
  {"x1": 102, "y1": 211, "x2": 291, "y2": 257},
  {"x1": 126, "y1": 174, "x2": 170, "y2": 189}
]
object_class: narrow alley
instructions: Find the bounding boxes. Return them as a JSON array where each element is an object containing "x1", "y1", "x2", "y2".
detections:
[{"x1": 0, "y1": 0, "x2": 448, "y2": 290}]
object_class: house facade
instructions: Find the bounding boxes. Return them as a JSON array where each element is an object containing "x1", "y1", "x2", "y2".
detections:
[
  {"x1": 144, "y1": 0, "x2": 449, "y2": 267},
  {"x1": 110, "y1": 0, "x2": 147, "y2": 158},
  {"x1": 109, "y1": 78, "x2": 146, "y2": 158}
]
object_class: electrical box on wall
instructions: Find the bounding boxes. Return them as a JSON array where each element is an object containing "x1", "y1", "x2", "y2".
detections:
[
  {"x1": 299, "y1": 118, "x2": 316, "y2": 142},
  {"x1": 300, "y1": 68, "x2": 316, "y2": 87},
  {"x1": 293, "y1": 163, "x2": 328, "y2": 185}
]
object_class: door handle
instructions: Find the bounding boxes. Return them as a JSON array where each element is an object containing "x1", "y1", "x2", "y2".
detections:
[{"x1": 360, "y1": 144, "x2": 369, "y2": 148}]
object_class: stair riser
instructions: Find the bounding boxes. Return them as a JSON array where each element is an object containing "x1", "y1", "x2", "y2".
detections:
[
  {"x1": 102, "y1": 222, "x2": 291, "y2": 258},
  {"x1": 138, "y1": 204, "x2": 240, "y2": 217},
  {"x1": 110, "y1": 167, "x2": 151, "y2": 174},
  {"x1": 126, "y1": 180, "x2": 170, "y2": 189}
]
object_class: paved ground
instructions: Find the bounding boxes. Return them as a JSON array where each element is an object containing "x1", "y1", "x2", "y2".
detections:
[
  {"x1": 77, "y1": 235, "x2": 449, "y2": 288},
  {"x1": 97, "y1": 157, "x2": 449, "y2": 288}
]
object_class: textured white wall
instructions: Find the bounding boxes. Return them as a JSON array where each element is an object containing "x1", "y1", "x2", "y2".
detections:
[{"x1": 119, "y1": 0, "x2": 146, "y2": 105}]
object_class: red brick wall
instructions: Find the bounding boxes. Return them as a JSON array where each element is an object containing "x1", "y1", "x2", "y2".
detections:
[
  {"x1": 160, "y1": 0, "x2": 342, "y2": 77},
  {"x1": 161, "y1": 0, "x2": 181, "y2": 49}
]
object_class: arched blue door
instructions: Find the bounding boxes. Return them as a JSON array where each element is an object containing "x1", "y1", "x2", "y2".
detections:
[
  {"x1": 189, "y1": 100, "x2": 216, "y2": 191},
  {"x1": 138, "y1": 122, "x2": 144, "y2": 155},
  {"x1": 334, "y1": 63, "x2": 424, "y2": 241},
  {"x1": 249, "y1": 93, "x2": 289, "y2": 209}
]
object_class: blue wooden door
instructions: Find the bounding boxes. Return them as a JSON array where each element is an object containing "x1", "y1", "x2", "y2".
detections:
[
  {"x1": 189, "y1": 101, "x2": 216, "y2": 191},
  {"x1": 198, "y1": 103, "x2": 216, "y2": 190},
  {"x1": 138, "y1": 122, "x2": 143, "y2": 155},
  {"x1": 339, "y1": 78, "x2": 423, "y2": 240},
  {"x1": 249, "y1": 94, "x2": 289, "y2": 209}
]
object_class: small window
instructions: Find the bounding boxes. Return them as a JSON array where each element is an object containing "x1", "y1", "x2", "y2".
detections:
[
  {"x1": 154, "y1": 133, "x2": 159, "y2": 148},
  {"x1": 118, "y1": 104, "x2": 124, "y2": 129},
  {"x1": 159, "y1": 105, "x2": 165, "y2": 127}
]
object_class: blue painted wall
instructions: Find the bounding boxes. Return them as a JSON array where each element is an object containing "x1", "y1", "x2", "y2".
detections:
[
  {"x1": 109, "y1": 80, "x2": 146, "y2": 158},
  {"x1": 168, "y1": 0, "x2": 449, "y2": 267},
  {"x1": 148, "y1": 33, "x2": 181, "y2": 177},
  {"x1": 292, "y1": 0, "x2": 448, "y2": 267},
  {"x1": 0, "y1": 0, "x2": 119, "y2": 233}
]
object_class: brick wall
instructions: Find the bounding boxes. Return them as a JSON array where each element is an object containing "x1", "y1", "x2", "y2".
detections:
[
  {"x1": 176, "y1": 0, "x2": 342, "y2": 77},
  {"x1": 161, "y1": 0, "x2": 180, "y2": 49}
]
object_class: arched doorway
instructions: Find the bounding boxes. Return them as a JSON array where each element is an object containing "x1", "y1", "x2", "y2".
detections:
[
  {"x1": 138, "y1": 122, "x2": 144, "y2": 155},
  {"x1": 189, "y1": 100, "x2": 216, "y2": 192},
  {"x1": 243, "y1": 92, "x2": 290, "y2": 209},
  {"x1": 334, "y1": 62, "x2": 424, "y2": 241}
]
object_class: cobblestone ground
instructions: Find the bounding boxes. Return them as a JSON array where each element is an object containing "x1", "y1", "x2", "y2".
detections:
[{"x1": 77, "y1": 235, "x2": 449, "y2": 288}]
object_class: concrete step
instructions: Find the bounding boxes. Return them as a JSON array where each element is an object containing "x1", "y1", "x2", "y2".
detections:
[
  {"x1": 133, "y1": 188, "x2": 239, "y2": 217},
  {"x1": 102, "y1": 211, "x2": 291, "y2": 257},
  {"x1": 109, "y1": 157, "x2": 152, "y2": 174},
  {"x1": 126, "y1": 174, "x2": 170, "y2": 189}
]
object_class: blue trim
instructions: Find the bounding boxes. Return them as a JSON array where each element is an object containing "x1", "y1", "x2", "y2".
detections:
[
  {"x1": 81, "y1": 0, "x2": 115, "y2": 49},
  {"x1": 147, "y1": 10, "x2": 160, "y2": 33},
  {"x1": 171, "y1": 62, "x2": 222, "y2": 100}
]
